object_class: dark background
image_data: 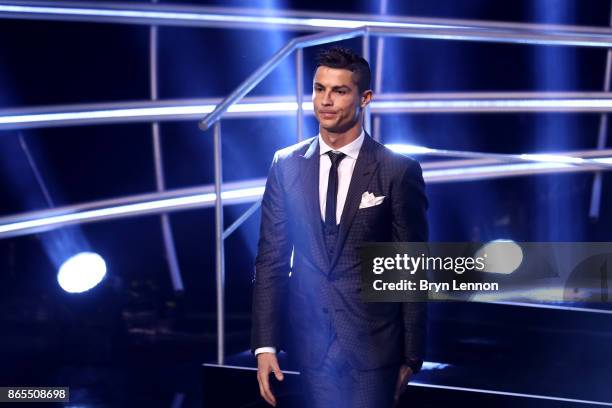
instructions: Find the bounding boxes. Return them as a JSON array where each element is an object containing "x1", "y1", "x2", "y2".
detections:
[{"x1": 1, "y1": 1, "x2": 612, "y2": 407}]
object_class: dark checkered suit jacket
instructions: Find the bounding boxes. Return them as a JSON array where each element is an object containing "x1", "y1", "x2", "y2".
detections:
[{"x1": 251, "y1": 133, "x2": 428, "y2": 371}]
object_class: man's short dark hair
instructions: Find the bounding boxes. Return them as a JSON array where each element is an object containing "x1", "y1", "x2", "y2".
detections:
[{"x1": 316, "y1": 46, "x2": 371, "y2": 93}]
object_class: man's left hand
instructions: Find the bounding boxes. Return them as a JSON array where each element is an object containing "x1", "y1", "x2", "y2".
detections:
[{"x1": 393, "y1": 364, "x2": 413, "y2": 407}]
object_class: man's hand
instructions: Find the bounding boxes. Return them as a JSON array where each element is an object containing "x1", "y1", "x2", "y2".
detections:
[
  {"x1": 393, "y1": 364, "x2": 413, "y2": 407},
  {"x1": 257, "y1": 353, "x2": 284, "y2": 406}
]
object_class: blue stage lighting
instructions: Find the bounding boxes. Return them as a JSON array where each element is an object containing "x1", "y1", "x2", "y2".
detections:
[
  {"x1": 57, "y1": 252, "x2": 107, "y2": 294},
  {"x1": 476, "y1": 239, "x2": 523, "y2": 275}
]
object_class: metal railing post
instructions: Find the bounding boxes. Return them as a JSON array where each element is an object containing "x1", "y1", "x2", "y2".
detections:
[
  {"x1": 589, "y1": 1, "x2": 612, "y2": 219},
  {"x1": 373, "y1": 0, "x2": 388, "y2": 142},
  {"x1": 296, "y1": 47, "x2": 304, "y2": 142},
  {"x1": 362, "y1": 31, "x2": 371, "y2": 135},
  {"x1": 150, "y1": 4, "x2": 184, "y2": 292},
  {"x1": 213, "y1": 121, "x2": 225, "y2": 365}
]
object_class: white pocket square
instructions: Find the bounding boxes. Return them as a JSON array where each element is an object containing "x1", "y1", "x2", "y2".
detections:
[{"x1": 359, "y1": 191, "x2": 385, "y2": 209}]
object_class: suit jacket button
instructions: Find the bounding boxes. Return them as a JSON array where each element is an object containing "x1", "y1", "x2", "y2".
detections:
[{"x1": 322, "y1": 308, "x2": 328, "y2": 314}]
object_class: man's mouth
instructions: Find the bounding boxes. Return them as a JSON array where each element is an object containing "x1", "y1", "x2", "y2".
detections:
[{"x1": 319, "y1": 111, "x2": 337, "y2": 118}]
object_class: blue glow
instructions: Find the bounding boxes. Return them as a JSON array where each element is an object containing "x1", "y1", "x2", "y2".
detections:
[
  {"x1": 57, "y1": 252, "x2": 107, "y2": 293},
  {"x1": 531, "y1": 1, "x2": 581, "y2": 242}
]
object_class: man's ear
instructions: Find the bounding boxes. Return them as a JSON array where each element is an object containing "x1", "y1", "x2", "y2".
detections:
[{"x1": 361, "y1": 90, "x2": 373, "y2": 108}]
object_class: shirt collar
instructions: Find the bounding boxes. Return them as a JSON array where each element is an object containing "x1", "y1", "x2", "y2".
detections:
[{"x1": 318, "y1": 129, "x2": 365, "y2": 160}]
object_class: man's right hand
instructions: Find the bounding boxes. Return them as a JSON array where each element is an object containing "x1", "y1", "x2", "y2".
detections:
[{"x1": 257, "y1": 352, "x2": 284, "y2": 406}]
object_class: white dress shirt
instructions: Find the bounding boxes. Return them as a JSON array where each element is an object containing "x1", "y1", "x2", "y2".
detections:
[
  {"x1": 255, "y1": 130, "x2": 365, "y2": 357},
  {"x1": 318, "y1": 130, "x2": 365, "y2": 225}
]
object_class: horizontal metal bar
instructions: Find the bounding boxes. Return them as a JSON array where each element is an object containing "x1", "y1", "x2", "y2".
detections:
[
  {"x1": 2, "y1": 1, "x2": 612, "y2": 41},
  {"x1": 367, "y1": 25, "x2": 612, "y2": 48},
  {"x1": 392, "y1": 146, "x2": 612, "y2": 170},
  {"x1": 424, "y1": 159, "x2": 612, "y2": 183},
  {"x1": 0, "y1": 96, "x2": 300, "y2": 130},
  {"x1": 0, "y1": 184, "x2": 265, "y2": 239},
  {"x1": 371, "y1": 92, "x2": 612, "y2": 113},
  {"x1": 1, "y1": 148, "x2": 611, "y2": 240},
  {"x1": 4, "y1": 3, "x2": 612, "y2": 50},
  {"x1": 488, "y1": 301, "x2": 612, "y2": 315},
  {"x1": 420, "y1": 148, "x2": 612, "y2": 169},
  {"x1": 4, "y1": 93, "x2": 612, "y2": 130},
  {"x1": 0, "y1": 177, "x2": 266, "y2": 227}
]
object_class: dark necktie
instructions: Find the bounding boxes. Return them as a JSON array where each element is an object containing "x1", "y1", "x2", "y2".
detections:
[{"x1": 324, "y1": 150, "x2": 346, "y2": 232}]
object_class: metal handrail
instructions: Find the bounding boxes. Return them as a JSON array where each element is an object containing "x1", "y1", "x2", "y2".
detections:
[
  {"x1": 199, "y1": 27, "x2": 367, "y2": 130},
  {"x1": 198, "y1": 24, "x2": 612, "y2": 131}
]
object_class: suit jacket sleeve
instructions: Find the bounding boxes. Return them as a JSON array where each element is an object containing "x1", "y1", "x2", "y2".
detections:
[
  {"x1": 250, "y1": 152, "x2": 292, "y2": 353},
  {"x1": 391, "y1": 158, "x2": 429, "y2": 373}
]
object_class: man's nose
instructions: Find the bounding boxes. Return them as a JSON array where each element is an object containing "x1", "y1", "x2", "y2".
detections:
[{"x1": 321, "y1": 91, "x2": 333, "y2": 106}]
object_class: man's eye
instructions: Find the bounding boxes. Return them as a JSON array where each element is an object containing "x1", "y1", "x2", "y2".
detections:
[{"x1": 336, "y1": 90, "x2": 346, "y2": 95}]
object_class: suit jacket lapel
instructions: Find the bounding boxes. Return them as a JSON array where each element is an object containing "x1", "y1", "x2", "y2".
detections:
[
  {"x1": 300, "y1": 138, "x2": 330, "y2": 272},
  {"x1": 329, "y1": 134, "x2": 380, "y2": 271}
]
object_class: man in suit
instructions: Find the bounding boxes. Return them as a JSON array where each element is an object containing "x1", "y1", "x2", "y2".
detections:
[{"x1": 251, "y1": 46, "x2": 428, "y2": 408}]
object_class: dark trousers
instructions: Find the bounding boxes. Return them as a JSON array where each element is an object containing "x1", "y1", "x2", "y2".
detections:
[{"x1": 297, "y1": 331, "x2": 400, "y2": 408}]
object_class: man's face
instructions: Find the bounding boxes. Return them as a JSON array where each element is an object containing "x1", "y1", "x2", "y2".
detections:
[{"x1": 312, "y1": 66, "x2": 369, "y2": 134}]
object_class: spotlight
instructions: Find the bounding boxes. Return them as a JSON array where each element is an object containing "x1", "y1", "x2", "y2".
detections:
[
  {"x1": 476, "y1": 239, "x2": 523, "y2": 274},
  {"x1": 57, "y1": 252, "x2": 107, "y2": 293}
]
